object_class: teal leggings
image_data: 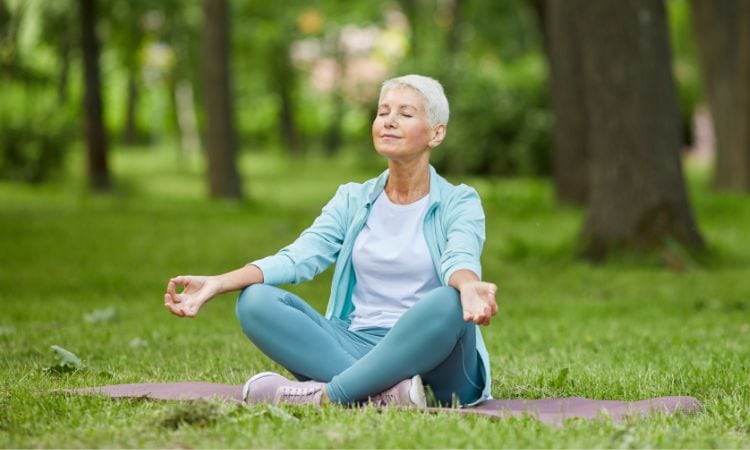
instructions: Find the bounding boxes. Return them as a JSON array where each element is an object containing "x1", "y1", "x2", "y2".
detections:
[{"x1": 235, "y1": 284, "x2": 483, "y2": 405}]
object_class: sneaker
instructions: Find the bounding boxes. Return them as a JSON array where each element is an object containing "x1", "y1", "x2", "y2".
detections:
[
  {"x1": 243, "y1": 372, "x2": 324, "y2": 406},
  {"x1": 367, "y1": 375, "x2": 427, "y2": 409}
]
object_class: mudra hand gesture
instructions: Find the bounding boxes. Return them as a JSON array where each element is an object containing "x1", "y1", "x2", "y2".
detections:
[{"x1": 164, "y1": 275, "x2": 219, "y2": 318}]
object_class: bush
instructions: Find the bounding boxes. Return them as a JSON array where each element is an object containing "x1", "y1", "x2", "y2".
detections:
[
  {"x1": 0, "y1": 86, "x2": 76, "y2": 183},
  {"x1": 433, "y1": 53, "x2": 551, "y2": 177}
]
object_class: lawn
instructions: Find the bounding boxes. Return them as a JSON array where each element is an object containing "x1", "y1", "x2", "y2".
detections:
[{"x1": 1, "y1": 147, "x2": 749, "y2": 448}]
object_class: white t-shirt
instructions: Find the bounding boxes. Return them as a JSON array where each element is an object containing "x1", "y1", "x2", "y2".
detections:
[{"x1": 349, "y1": 191, "x2": 442, "y2": 330}]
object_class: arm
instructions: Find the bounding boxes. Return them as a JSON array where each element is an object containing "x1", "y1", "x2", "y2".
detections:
[
  {"x1": 164, "y1": 264, "x2": 264, "y2": 318},
  {"x1": 442, "y1": 187, "x2": 498, "y2": 326},
  {"x1": 448, "y1": 269, "x2": 498, "y2": 326},
  {"x1": 164, "y1": 184, "x2": 350, "y2": 318}
]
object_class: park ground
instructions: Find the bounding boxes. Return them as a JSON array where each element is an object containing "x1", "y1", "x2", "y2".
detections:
[{"x1": 1, "y1": 147, "x2": 749, "y2": 448}]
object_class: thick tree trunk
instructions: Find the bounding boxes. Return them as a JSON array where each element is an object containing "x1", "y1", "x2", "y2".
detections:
[
  {"x1": 576, "y1": 0, "x2": 704, "y2": 259},
  {"x1": 79, "y1": 0, "x2": 110, "y2": 191},
  {"x1": 544, "y1": 0, "x2": 589, "y2": 205},
  {"x1": 692, "y1": 0, "x2": 750, "y2": 190},
  {"x1": 200, "y1": 0, "x2": 242, "y2": 199},
  {"x1": 735, "y1": 1, "x2": 750, "y2": 189}
]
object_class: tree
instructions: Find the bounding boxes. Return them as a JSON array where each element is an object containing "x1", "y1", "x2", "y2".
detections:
[
  {"x1": 568, "y1": 0, "x2": 704, "y2": 259},
  {"x1": 539, "y1": 0, "x2": 589, "y2": 204},
  {"x1": 106, "y1": 0, "x2": 150, "y2": 145},
  {"x1": 79, "y1": 0, "x2": 110, "y2": 191},
  {"x1": 200, "y1": 0, "x2": 242, "y2": 199},
  {"x1": 691, "y1": 0, "x2": 750, "y2": 191}
]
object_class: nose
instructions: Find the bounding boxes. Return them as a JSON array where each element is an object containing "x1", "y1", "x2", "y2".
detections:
[{"x1": 383, "y1": 112, "x2": 398, "y2": 128}]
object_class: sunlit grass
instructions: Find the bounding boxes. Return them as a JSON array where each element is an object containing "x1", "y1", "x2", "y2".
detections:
[{"x1": 1, "y1": 146, "x2": 749, "y2": 447}]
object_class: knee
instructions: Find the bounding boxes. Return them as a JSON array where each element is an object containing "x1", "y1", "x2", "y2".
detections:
[
  {"x1": 235, "y1": 283, "x2": 277, "y2": 325},
  {"x1": 419, "y1": 286, "x2": 464, "y2": 328}
]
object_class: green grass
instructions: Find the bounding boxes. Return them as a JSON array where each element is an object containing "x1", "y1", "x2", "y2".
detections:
[{"x1": 1, "y1": 147, "x2": 749, "y2": 448}]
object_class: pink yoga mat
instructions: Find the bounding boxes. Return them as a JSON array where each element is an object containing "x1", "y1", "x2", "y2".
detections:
[{"x1": 69, "y1": 382, "x2": 703, "y2": 425}]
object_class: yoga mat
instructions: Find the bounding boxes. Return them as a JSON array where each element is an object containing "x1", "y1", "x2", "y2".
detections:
[{"x1": 68, "y1": 382, "x2": 702, "y2": 425}]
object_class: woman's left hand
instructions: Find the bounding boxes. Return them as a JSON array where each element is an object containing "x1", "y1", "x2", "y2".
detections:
[{"x1": 458, "y1": 281, "x2": 498, "y2": 326}]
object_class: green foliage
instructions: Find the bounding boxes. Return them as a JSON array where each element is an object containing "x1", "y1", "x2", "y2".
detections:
[
  {"x1": 434, "y1": 53, "x2": 551, "y2": 176},
  {"x1": 0, "y1": 0, "x2": 76, "y2": 183},
  {"x1": 0, "y1": 149, "x2": 749, "y2": 447},
  {"x1": 0, "y1": 85, "x2": 75, "y2": 182}
]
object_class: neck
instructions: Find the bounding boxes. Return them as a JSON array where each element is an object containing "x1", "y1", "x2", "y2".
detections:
[{"x1": 385, "y1": 159, "x2": 430, "y2": 204}]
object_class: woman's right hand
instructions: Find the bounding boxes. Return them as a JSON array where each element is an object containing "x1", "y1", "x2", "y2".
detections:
[{"x1": 164, "y1": 275, "x2": 220, "y2": 318}]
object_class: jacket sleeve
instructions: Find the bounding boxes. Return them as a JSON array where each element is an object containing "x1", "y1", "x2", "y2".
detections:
[
  {"x1": 440, "y1": 185, "x2": 486, "y2": 285},
  {"x1": 250, "y1": 185, "x2": 349, "y2": 285}
]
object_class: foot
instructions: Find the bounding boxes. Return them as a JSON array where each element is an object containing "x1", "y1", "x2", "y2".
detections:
[
  {"x1": 243, "y1": 372, "x2": 324, "y2": 406},
  {"x1": 367, "y1": 375, "x2": 427, "y2": 409}
]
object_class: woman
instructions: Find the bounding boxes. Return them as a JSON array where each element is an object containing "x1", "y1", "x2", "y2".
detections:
[{"x1": 164, "y1": 74, "x2": 498, "y2": 408}]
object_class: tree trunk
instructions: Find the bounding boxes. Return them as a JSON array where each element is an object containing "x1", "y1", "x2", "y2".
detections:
[
  {"x1": 736, "y1": 0, "x2": 750, "y2": 189},
  {"x1": 175, "y1": 80, "x2": 201, "y2": 159},
  {"x1": 397, "y1": 0, "x2": 419, "y2": 56},
  {"x1": 445, "y1": 0, "x2": 464, "y2": 53},
  {"x1": 690, "y1": 0, "x2": 742, "y2": 190},
  {"x1": 200, "y1": 0, "x2": 242, "y2": 199},
  {"x1": 122, "y1": 65, "x2": 139, "y2": 145},
  {"x1": 576, "y1": 0, "x2": 704, "y2": 259},
  {"x1": 57, "y1": 39, "x2": 71, "y2": 104},
  {"x1": 324, "y1": 34, "x2": 344, "y2": 156},
  {"x1": 544, "y1": 0, "x2": 589, "y2": 205},
  {"x1": 271, "y1": 37, "x2": 300, "y2": 156},
  {"x1": 79, "y1": 0, "x2": 110, "y2": 191}
]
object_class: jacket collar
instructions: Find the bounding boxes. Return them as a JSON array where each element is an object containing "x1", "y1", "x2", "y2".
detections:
[{"x1": 367, "y1": 165, "x2": 444, "y2": 207}]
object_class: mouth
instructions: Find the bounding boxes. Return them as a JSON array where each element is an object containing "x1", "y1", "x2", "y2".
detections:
[{"x1": 380, "y1": 134, "x2": 401, "y2": 139}]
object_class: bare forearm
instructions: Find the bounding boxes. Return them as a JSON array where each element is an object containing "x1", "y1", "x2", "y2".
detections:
[
  {"x1": 448, "y1": 269, "x2": 480, "y2": 290},
  {"x1": 214, "y1": 265, "x2": 264, "y2": 294}
]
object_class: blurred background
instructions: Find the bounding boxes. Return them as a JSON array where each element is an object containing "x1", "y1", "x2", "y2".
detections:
[
  {"x1": 1, "y1": 0, "x2": 748, "y2": 258},
  {"x1": 3, "y1": 4, "x2": 750, "y2": 446}
]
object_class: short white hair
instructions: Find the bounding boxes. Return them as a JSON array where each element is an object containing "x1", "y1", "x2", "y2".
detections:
[{"x1": 379, "y1": 74, "x2": 449, "y2": 126}]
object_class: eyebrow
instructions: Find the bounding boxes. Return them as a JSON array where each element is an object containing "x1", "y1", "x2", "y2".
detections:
[{"x1": 378, "y1": 104, "x2": 420, "y2": 111}]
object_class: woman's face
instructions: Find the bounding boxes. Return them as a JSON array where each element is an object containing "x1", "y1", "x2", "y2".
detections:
[{"x1": 372, "y1": 87, "x2": 445, "y2": 162}]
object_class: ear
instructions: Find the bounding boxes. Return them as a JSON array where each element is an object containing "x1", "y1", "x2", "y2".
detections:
[{"x1": 428, "y1": 124, "x2": 446, "y2": 148}]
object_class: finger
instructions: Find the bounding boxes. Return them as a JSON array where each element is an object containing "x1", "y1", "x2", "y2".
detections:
[
  {"x1": 164, "y1": 294, "x2": 180, "y2": 312},
  {"x1": 168, "y1": 281, "x2": 183, "y2": 304},
  {"x1": 486, "y1": 285, "x2": 497, "y2": 299},
  {"x1": 164, "y1": 294, "x2": 187, "y2": 317},
  {"x1": 167, "y1": 280, "x2": 177, "y2": 298},
  {"x1": 463, "y1": 310, "x2": 473, "y2": 322},
  {"x1": 170, "y1": 275, "x2": 190, "y2": 286},
  {"x1": 165, "y1": 301, "x2": 183, "y2": 317}
]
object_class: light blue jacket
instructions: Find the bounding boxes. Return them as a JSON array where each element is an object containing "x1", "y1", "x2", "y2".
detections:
[{"x1": 252, "y1": 165, "x2": 492, "y2": 403}]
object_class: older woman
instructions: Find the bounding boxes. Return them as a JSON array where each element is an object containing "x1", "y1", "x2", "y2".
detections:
[{"x1": 164, "y1": 74, "x2": 498, "y2": 408}]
